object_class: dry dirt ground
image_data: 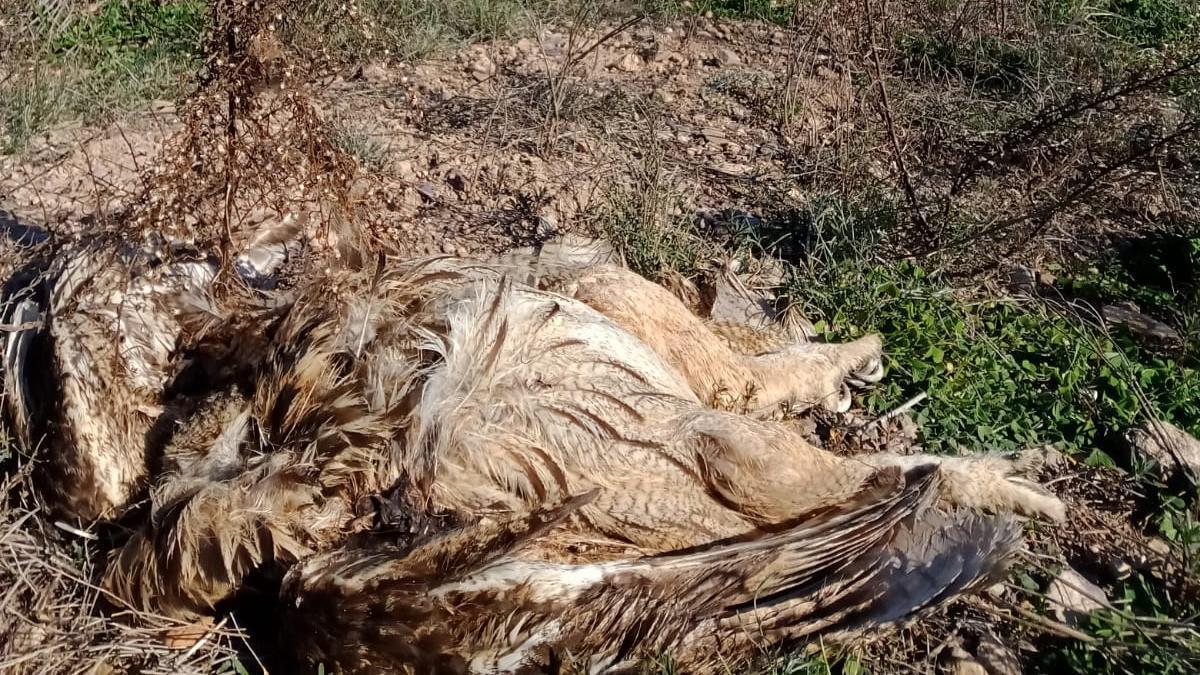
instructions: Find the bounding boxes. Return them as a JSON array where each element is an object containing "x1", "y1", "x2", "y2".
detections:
[{"x1": 3, "y1": 17, "x2": 852, "y2": 256}]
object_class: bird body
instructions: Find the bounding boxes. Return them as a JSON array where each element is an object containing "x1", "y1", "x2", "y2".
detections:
[
  {"x1": 5, "y1": 246, "x2": 1064, "y2": 670},
  {"x1": 6, "y1": 242, "x2": 217, "y2": 521}
]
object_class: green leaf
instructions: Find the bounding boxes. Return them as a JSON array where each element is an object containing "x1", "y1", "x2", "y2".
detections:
[
  {"x1": 843, "y1": 655, "x2": 865, "y2": 675},
  {"x1": 1085, "y1": 449, "x2": 1116, "y2": 468}
]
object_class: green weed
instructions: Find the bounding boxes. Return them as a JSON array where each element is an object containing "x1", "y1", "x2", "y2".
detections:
[
  {"x1": 896, "y1": 33, "x2": 1045, "y2": 93},
  {"x1": 780, "y1": 198, "x2": 1200, "y2": 456},
  {"x1": 600, "y1": 193, "x2": 710, "y2": 279},
  {"x1": 1033, "y1": 573, "x2": 1200, "y2": 674},
  {"x1": 50, "y1": 0, "x2": 207, "y2": 57},
  {"x1": 1, "y1": 0, "x2": 207, "y2": 154},
  {"x1": 331, "y1": 116, "x2": 393, "y2": 174},
  {"x1": 644, "y1": 0, "x2": 794, "y2": 24},
  {"x1": 1051, "y1": 0, "x2": 1198, "y2": 49},
  {"x1": 1056, "y1": 228, "x2": 1200, "y2": 362},
  {"x1": 1, "y1": 78, "x2": 68, "y2": 154},
  {"x1": 299, "y1": 0, "x2": 563, "y2": 64}
]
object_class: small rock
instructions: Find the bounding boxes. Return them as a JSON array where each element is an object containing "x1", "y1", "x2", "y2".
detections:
[
  {"x1": 394, "y1": 159, "x2": 417, "y2": 179},
  {"x1": 1005, "y1": 265, "x2": 1036, "y2": 295},
  {"x1": 470, "y1": 56, "x2": 496, "y2": 81},
  {"x1": 1148, "y1": 537, "x2": 1171, "y2": 556},
  {"x1": 414, "y1": 181, "x2": 439, "y2": 202},
  {"x1": 1129, "y1": 420, "x2": 1200, "y2": 481},
  {"x1": 713, "y1": 47, "x2": 741, "y2": 66},
  {"x1": 704, "y1": 267, "x2": 777, "y2": 328},
  {"x1": 1045, "y1": 566, "x2": 1109, "y2": 625},
  {"x1": 612, "y1": 53, "x2": 642, "y2": 72},
  {"x1": 361, "y1": 61, "x2": 389, "y2": 82}
]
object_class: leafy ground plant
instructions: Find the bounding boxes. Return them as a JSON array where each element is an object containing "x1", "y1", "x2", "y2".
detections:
[{"x1": 783, "y1": 198, "x2": 1200, "y2": 457}]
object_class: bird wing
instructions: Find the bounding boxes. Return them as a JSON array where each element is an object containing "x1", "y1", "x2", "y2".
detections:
[
  {"x1": 278, "y1": 465, "x2": 1021, "y2": 674},
  {"x1": 3, "y1": 294, "x2": 42, "y2": 451}
]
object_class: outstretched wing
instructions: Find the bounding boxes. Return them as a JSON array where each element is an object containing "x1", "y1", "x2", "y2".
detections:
[{"x1": 278, "y1": 466, "x2": 1021, "y2": 674}]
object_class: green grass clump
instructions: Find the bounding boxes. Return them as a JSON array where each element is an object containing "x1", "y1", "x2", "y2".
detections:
[
  {"x1": 640, "y1": 0, "x2": 794, "y2": 24},
  {"x1": 1033, "y1": 572, "x2": 1200, "y2": 674},
  {"x1": 896, "y1": 33, "x2": 1045, "y2": 93},
  {"x1": 2, "y1": 0, "x2": 207, "y2": 153},
  {"x1": 1051, "y1": 0, "x2": 1198, "y2": 48},
  {"x1": 50, "y1": 0, "x2": 207, "y2": 57},
  {"x1": 782, "y1": 199, "x2": 1200, "y2": 457},
  {"x1": 601, "y1": 199, "x2": 709, "y2": 279},
  {"x1": 1058, "y1": 228, "x2": 1200, "y2": 362},
  {"x1": 300, "y1": 0, "x2": 565, "y2": 65}
]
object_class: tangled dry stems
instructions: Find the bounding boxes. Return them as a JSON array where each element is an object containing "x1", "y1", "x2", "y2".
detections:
[{"x1": 0, "y1": 465, "x2": 243, "y2": 674}]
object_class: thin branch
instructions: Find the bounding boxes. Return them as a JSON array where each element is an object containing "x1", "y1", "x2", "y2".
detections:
[{"x1": 861, "y1": 0, "x2": 930, "y2": 242}]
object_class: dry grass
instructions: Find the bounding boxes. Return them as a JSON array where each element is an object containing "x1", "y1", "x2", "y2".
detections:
[{"x1": 0, "y1": 466, "x2": 243, "y2": 674}]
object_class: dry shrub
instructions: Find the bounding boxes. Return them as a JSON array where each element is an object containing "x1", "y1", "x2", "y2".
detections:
[
  {"x1": 776, "y1": 0, "x2": 1200, "y2": 272},
  {"x1": 112, "y1": 0, "x2": 397, "y2": 271}
]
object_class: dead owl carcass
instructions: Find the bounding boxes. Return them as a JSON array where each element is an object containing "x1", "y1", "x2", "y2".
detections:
[{"x1": 3, "y1": 242, "x2": 1064, "y2": 673}]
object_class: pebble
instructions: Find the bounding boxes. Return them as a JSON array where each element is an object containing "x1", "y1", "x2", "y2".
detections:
[{"x1": 613, "y1": 53, "x2": 642, "y2": 73}]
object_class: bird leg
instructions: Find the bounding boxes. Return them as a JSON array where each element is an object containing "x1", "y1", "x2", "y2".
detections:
[
  {"x1": 684, "y1": 411, "x2": 878, "y2": 523},
  {"x1": 683, "y1": 411, "x2": 1065, "y2": 524},
  {"x1": 855, "y1": 452, "x2": 1067, "y2": 522},
  {"x1": 564, "y1": 265, "x2": 883, "y2": 413}
]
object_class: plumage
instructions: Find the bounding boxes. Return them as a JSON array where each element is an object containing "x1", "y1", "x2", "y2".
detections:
[
  {"x1": 5, "y1": 241, "x2": 219, "y2": 521},
  {"x1": 6, "y1": 240, "x2": 1065, "y2": 668},
  {"x1": 276, "y1": 466, "x2": 1021, "y2": 674}
]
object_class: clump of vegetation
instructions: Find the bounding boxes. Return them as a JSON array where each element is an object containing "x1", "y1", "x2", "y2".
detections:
[
  {"x1": 782, "y1": 198, "x2": 1200, "y2": 457},
  {"x1": 1058, "y1": 227, "x2": 1200, "y2": 361},
  {"x1": 601, "y1": 191, "x2": 710, "y2": 278},
  {"x1": 50, "y1": 0, "x2": 207, "y2": 56},
  {"x1": 896, "y1": 33, "x2": 1045, "y2": 93},
  {"x1": 1034, "y1": 573, "x2": 1200, "y2": 674},
  {"x1": 282, "y1": 0, "x2": 575, "y2": 66},
  {"x1": 2, "y1": 0, "x2": 207, "y2": 153},
  {"x1": 676, "y1": 0, "x2": 794, "y2": 24},
  {"x1": 599, "y1": 138, "x2": 715, "y2": 279},
  {"x1": 1053, "y1": 0, "x2": 1198, "y2": 49}
]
